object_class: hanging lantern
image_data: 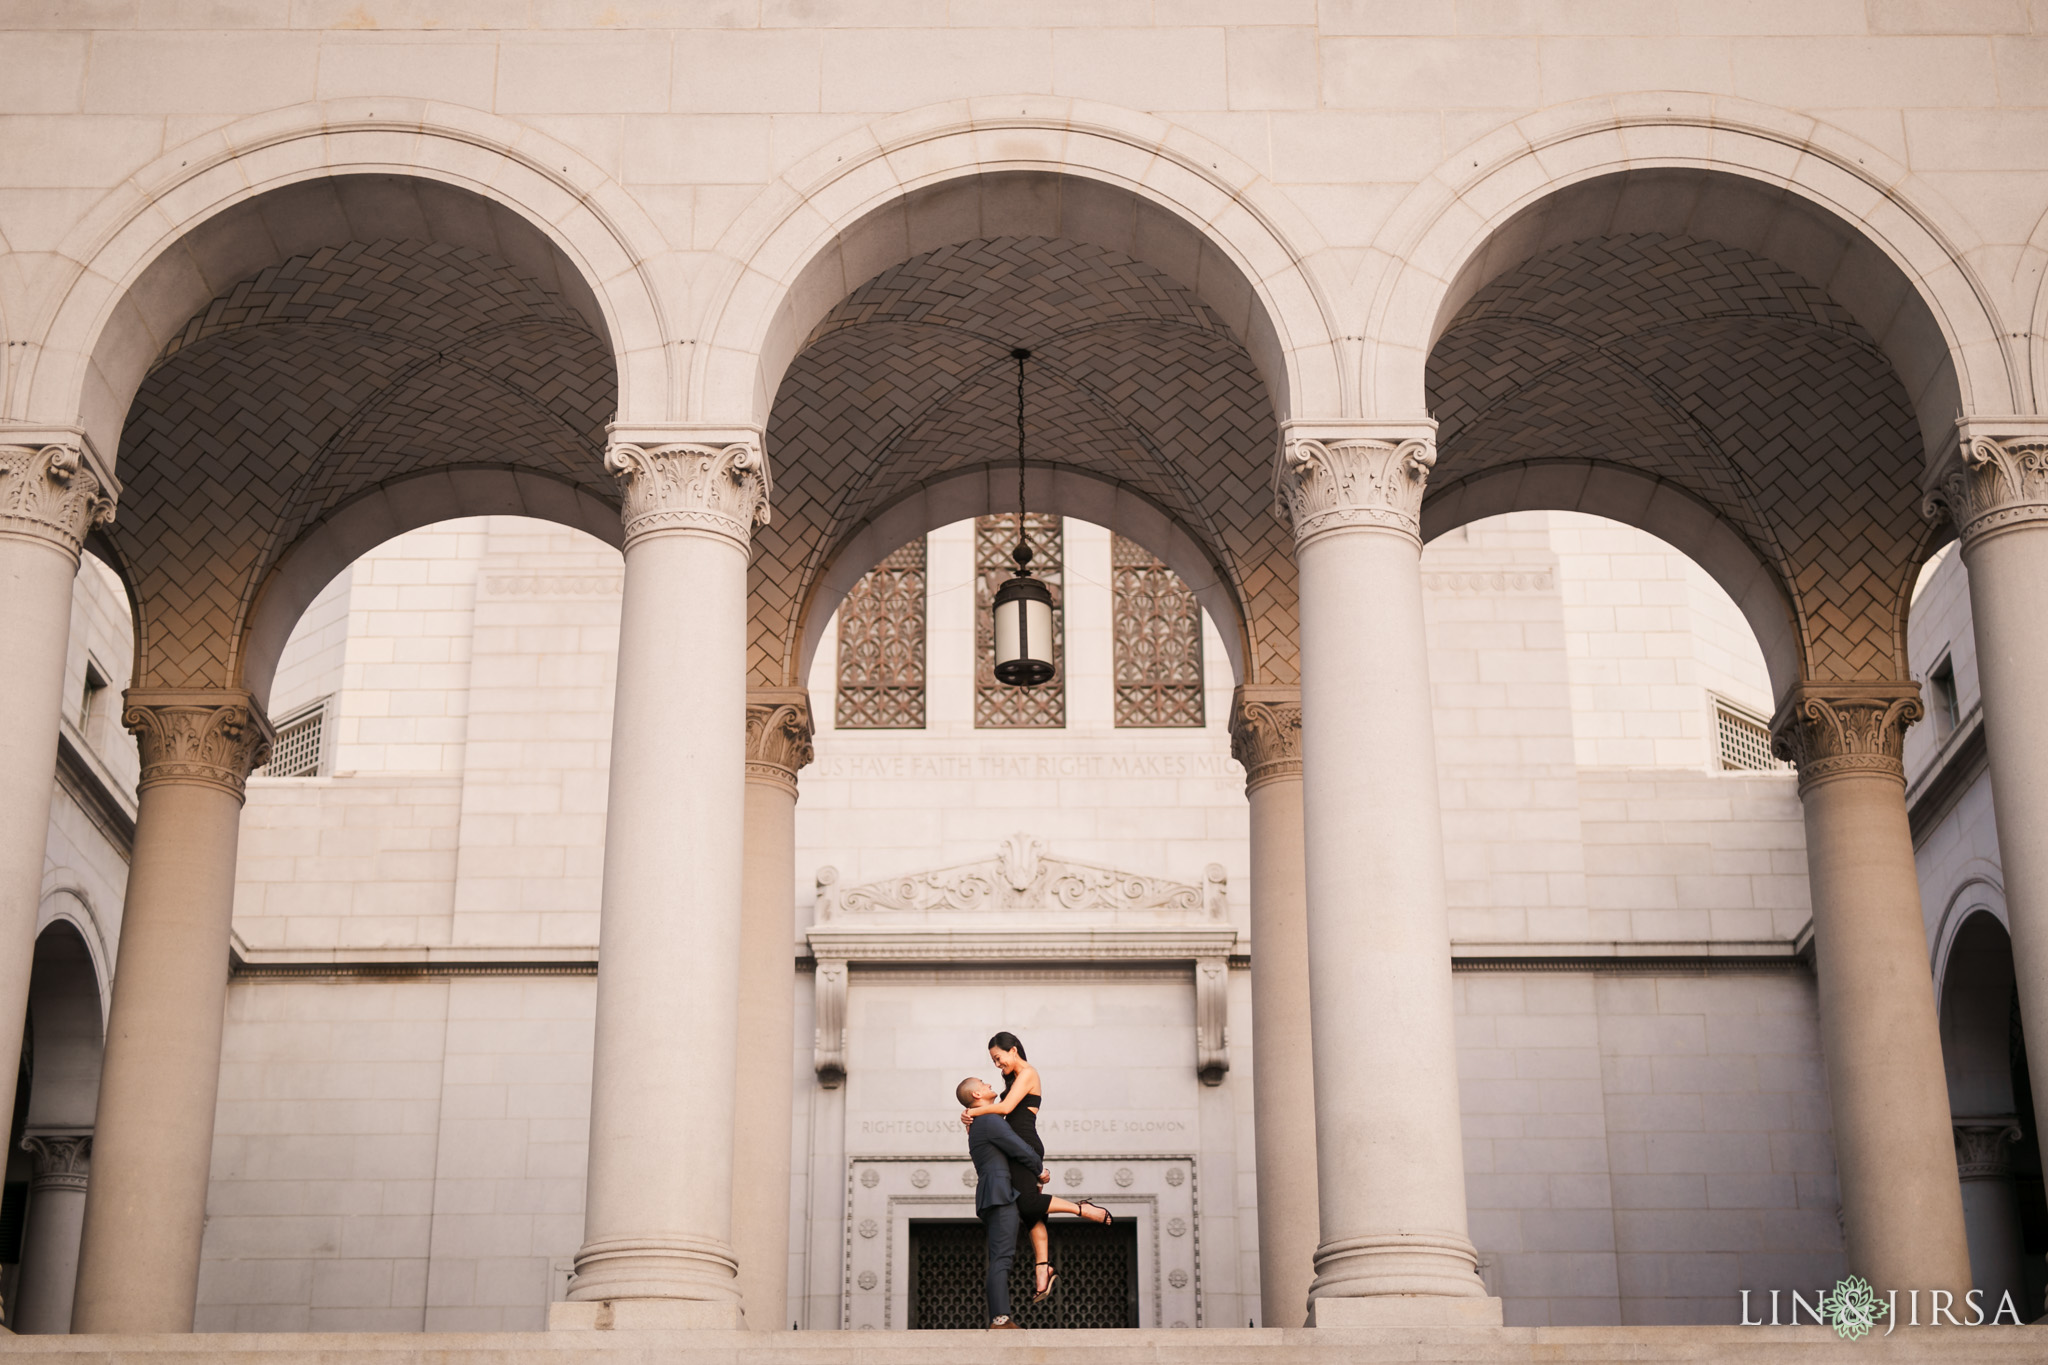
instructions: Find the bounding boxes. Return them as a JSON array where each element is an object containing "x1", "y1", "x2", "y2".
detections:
[{"x1": 992, "y1": 348, "x2": 1055, "y2": 688}]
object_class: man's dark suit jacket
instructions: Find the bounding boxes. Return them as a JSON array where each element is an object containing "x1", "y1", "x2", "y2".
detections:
[{"x1": 965, "y1": 1112, "x2": 1042, "y2": 1212}]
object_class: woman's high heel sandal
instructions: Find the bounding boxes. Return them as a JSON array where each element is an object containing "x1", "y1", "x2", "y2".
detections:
[
  {"x1": 1032, "y1": 1262, "x2": 1059, "y2": 1303},
  {"x1": 1076, "y1": 1199, "x2": 1113, "y2": 1226}
]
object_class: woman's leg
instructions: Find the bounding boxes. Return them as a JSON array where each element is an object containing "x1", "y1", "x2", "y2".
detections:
[
  {"x1": 1047, "y1": 1196, "x2": 1110, "y2": 1224},
  {"x1": 1031, "y1": 1221, "x2": 1051, "y2": 1294}
]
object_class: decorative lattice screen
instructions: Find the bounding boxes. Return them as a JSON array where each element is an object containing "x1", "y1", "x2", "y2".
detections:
[
  {"x1": 1111, "y1": 534, "x2": 1204, "y2": 727},
  {"x1": 975, "y1": 514, "x2": 1064, "y2": 728},
  {"x1": 1716, "y1": 700, "x2": 1790, "y2": 772},
  {"x1": 261, "y1": 702, "x2": 326, "y2": 778},
  {"x1": 837, "y1": 537, "x2": 928, "y2": 729},
  {"x1": 907, "y1": 1218, "x2": 1138, "y2": 1329}
]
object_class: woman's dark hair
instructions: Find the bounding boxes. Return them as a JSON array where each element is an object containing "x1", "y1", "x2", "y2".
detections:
[{"x1": 988, "y1": 1032, "x2": 1028, "y2": 1099}]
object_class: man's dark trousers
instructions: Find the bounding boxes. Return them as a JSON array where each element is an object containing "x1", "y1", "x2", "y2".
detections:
[{"x1": 981, "y1": 1198, "x2": 1019, "y2": 1321}]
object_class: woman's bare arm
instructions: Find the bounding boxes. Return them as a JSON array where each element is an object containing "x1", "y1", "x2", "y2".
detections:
[{"x1": 960, "y1": 1063, "x2": 1041, "y2": 1118}]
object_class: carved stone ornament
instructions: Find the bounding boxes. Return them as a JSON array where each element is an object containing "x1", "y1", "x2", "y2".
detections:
[
  {"x1": 21, "y1": 1133, "x2": 92, "y2": 1194},
  {"x1": 745, "y1": 689, "x2": 815, "y2": 793},
  {"x1": 603, "y1": 439, "x2": 770, "y2": 550},
  {"x1": 1953, "y1": 1119, "x2": 2024, "y2": 1182},
  {"x1": 1273, "y1": 434, "x2": 1436, "y2": 547},
  {"x1": 125, "y1": 689, "x2": 275, "y2": 800},
  {"x1": 1769, "y1": 682, "x2": 1922, "y2": 792},
  {"x1": 0, "y1": 442, "x2": 116, "y2": 556},
  {"x1": 814, "y1": 834, "x2": 1227, "y2": 923},
  {"x1": 1924, "y1": 424, "x2": 2048, "y2": 548},
  {"x1": 1228, "y1": 686, "x2": 1302, "y2": 792}
]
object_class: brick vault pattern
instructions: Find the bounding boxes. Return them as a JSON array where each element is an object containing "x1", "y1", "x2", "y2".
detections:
[
  {"x1": 754, "y1": 236, "x2": 1291, "y2": 689},
  {"x1": 1426, "y1": 232, "x2": 1926, "y2": 683},
  {"x1": 115, "y1": 240, "x2": 616, "y2": 689}
]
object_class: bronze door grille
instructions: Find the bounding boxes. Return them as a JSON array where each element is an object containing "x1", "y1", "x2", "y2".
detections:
[{"x1": 907, "y1": 1218, "x2": 1139, "y2": 1328}]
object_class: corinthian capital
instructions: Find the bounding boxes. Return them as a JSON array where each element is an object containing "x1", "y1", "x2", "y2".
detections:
[
  {"x1": 1228, "y1": 685, "x2": 1302, "y2": 792},
  {"x1": 124, "y1": 688, "x2": 275, "y2": 801},
  {"x1": 1273, "y1": 422, "x2": 1437, "y2": 547},
  {"x1": 1923, "y1": 419, "x2": 2048, "y2": 549},
  {"x1": 604, "y1": 429, "x2": 770, "y2": 551},
  {"x1": 0, "y1": 438, "x2": 117, "y2": 557},
  {"x1": 1953, "y1": 1119, "x2": 2024, "y2": 1182},
  {"x1": 746, "y1": 688, "x2": 815, "y2": 794},
  {"x1": 1769, "y1": 682, "x2": 1922, "y2": 792},
  {"x1": 21, "y1": 1133, "x2": 92, "y2": 1193}
]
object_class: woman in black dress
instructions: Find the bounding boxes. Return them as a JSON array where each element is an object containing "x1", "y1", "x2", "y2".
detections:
[{"x1": 959, "y1": 1030, "x2": 1112, "y2": 1301}]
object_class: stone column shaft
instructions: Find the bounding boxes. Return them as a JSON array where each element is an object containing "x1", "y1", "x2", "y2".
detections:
[
  {"x1": 732, "y1": 689, "x2": 812, "y2": 1330},
  {"x1": 14, "y1": 1134, "x2": 92, "y2": 1333},
  {"x1": 1276, "y1": 424, "x2": 1495, "y2": 1326},
  {"x1": 1229, "y1": 686, "x2": 1318, "y2": 1328},
  {"x1": 1770, "y1": 684, "x2": 1970, "y2": 1296},
  {"x1": 0, "y1": 439, "x2": 115, "y2": 1170},
  {"x1": 73, "y1": 690, "x2": 271, "y2": 1332},
  {"x1": 566, "y1": 433, "x2": 767, "y2": 1328},
  {"x1": 1928, "y1": 420, "x2": 2048, "y2": 1222}
]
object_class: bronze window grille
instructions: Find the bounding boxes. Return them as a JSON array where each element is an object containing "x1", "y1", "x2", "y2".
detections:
[
  {"x1": 836, "y1": 537, "x2": 928, "y2": 729},
  {"x1": 1112, "y1": 534, "x2": 1204, "y2": 727},
  {"x1": 975, "y1": 514, "x2": 1065, "y2": 727},
  {"x1": 906, "y1": 1218, "x2": 1139, "y2": 1329}
]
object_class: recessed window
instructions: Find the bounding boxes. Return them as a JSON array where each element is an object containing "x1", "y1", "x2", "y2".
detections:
[
  {"x1": 261, "y1": 699, "x2": 329, "y2": 778},
  {"x1": 975, "y1": 514, "x2": 1064, "y2": 728},
  {"x1": 79, "y1": 659, "x2": 108, "y2": 732},
  {"x1": 1111, "y1": 534, "x2": 1204, "y2": 728},
  {"x1": 1930, "y1": 656, "x2": 1959, "y2": 740},
  {"x1": 837, "y1": 537, "x2": 928, "y2": 729},
  {"x1": 1715, "y1": 698, "x2": 1791, "y2": 773}
]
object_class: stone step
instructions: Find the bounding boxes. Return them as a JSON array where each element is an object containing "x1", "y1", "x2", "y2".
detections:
[{"x1": 1, "y1": 1328, "x2": 2042, "y2": 1364}]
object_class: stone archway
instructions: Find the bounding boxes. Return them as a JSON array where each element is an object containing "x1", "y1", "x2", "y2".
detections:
[
  {"x1": 22, "y1": 103, "x2": 672, "y2": 460},
  {"x1": 691, "y1": 98, "x2": 1348, "y2": 427},
  {"x1": 11, "y1": 919, "x2": 104, "y2": 1334},
  {"x1": 1360, "y1": 93, "x2": 2017, "y2": 436}
]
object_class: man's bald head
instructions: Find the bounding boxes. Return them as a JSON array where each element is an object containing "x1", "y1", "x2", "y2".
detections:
[{"x1": 956, "y1": 1077, "x2": 987, "y2": 1108}]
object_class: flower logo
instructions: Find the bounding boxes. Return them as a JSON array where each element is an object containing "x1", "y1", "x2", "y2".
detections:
[{"x1": 1818, "y1": 1275, "x2": 1887, "y2": 1340}]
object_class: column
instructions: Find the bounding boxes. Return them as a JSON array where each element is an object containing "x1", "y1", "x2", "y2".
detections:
[
  {"x1": 559, "y1": 432, "x2": 765, "y2": 1329},
  {"x1": 1274, "y1": 422, "x2": 1496, "y2": 1327},
  {"x1": 13, "y1": 1135, "x2": 92, "y2": 1333},
  {"x1": 72, "y1": 690, "x2": 272, "y2": 1332},
  {"x1": 0, "y1": 439, "x2": 115, "y2": 1163},
  {"x1": 1227, "y1": 686, "x2": 1319, "y2": 1328},
  {"x1": 1953, "y1": 1120, "x2": 2027, "y2": 1305},
  {"x1": 732, "y1": 688, "x2": 812, "y2": 1330},
  {"x1": 1770, "y1": 684, "x2": 1971, "y2": 1296},
  {"x1": 1928, "y1": 419, "x2": 2048, "y2": 1202}
]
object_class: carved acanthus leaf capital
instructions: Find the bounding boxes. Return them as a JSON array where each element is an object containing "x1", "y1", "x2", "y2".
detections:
[
  {"x1": 604, "y1": 437, "x2": 770, "y2": 551},
  {"x1": 1274, "y1": 430, "x2": 1436, "y2": 547},
  {"x1": 125, "y1": 689, "x2": 275, "y2": 801},
  {"x1": 1769, "y1": 683, "x2": 1922, "y2": 792},
  {"x1": 745, "y1": 689, "x2": 814, "y2": 792},
  {"x1": 1924, "y1": 423, "x2": 2048, "y2": 547},
  {"x1": 0, "y1": 441, "x2": 117, "y2": 556},
  {"x1": 1228, "y1": 686, "x2": 1303, "y2": 792},
  {"x1": 21, "y1": 1133, "x2": 92, "y2": 1192},
  {"x1": 1953, "y1": 1119, "x2": 2024, "y2": 1181}
]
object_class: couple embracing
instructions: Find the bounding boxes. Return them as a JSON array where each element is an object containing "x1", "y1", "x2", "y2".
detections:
[{"x1": 956, "y1": 1031, "x2": 1114, "y2": 1330}]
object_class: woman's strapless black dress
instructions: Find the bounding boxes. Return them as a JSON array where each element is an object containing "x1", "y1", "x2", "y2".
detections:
[{"x1": 1005, "y1": 1093, "x2": 1051, "y2": 1226}]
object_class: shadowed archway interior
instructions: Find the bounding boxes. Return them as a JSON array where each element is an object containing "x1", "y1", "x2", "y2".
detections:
[
  {"x1": 110, "y1": 194, "x2": 619, "y2": 695},
  {"x1": 756, "y1": 235, "x2": 1290, "y2": 690},
  {"x1": 1425, "y1": 229, "x2": 1928, "y2": 686}
]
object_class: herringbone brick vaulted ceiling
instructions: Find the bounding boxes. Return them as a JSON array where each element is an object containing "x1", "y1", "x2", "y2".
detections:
[
  {"x1": 115, "y1": 240, "x2": 616, "y2": 690},
  {"x1": 757, "y1": 236, "x2": 1288, "y2": 689},
  {"x1": 1426, "y1": 232, "x2": 1927, "y2": 684}
]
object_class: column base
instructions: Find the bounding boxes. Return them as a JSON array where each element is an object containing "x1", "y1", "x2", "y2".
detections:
[
  {"x1": 1308, "y1": 1295, "x2": 1504, "y2": 1327},
  {"x1": 549, "y1": 1300, "x2": 746, "y2": 1331}
]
